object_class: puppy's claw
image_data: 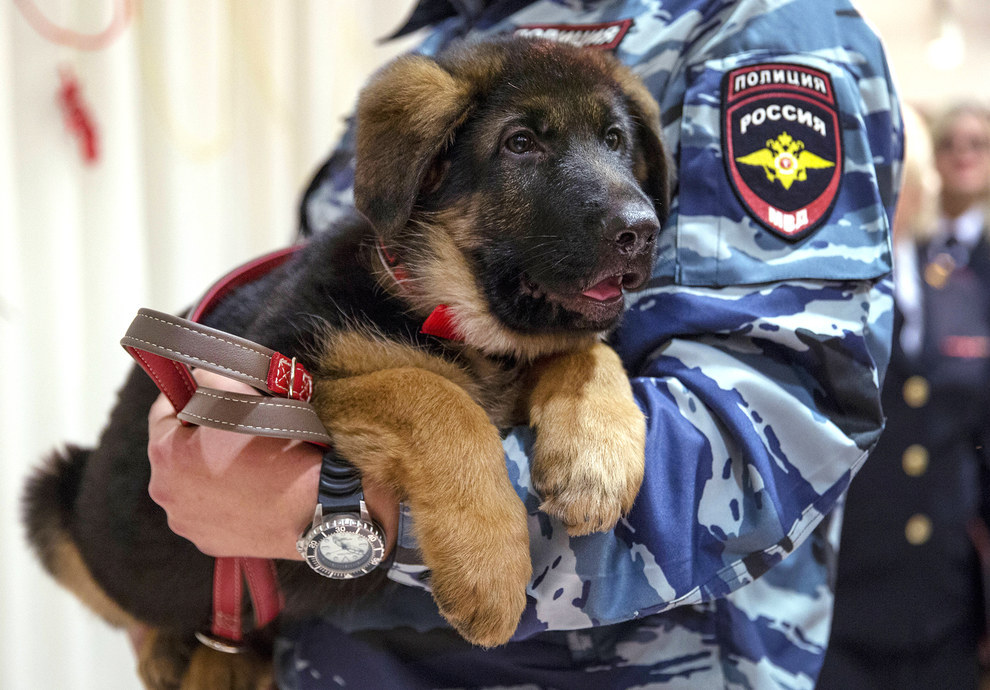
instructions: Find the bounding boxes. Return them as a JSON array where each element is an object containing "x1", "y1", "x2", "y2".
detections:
[
  {"x1": 531, "y1": 417, "x2": 645, "y2": 537},
  {"x1": 535, "y1": 478, "x2": 632, "y2": 537}
]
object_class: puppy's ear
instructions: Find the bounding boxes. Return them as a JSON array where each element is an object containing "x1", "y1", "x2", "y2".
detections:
[
  {"x1": 615, "y1": 69, "x2": 672, "y2": 226},
  {"x1": 354, "y1": 55, "x2": 474, "y2": 240}
]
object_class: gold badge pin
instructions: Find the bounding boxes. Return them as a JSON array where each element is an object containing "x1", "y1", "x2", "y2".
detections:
[
  {"x1": 902, "y1": 376, "x2": 930, "y2": 408},
  {"x1": 923, "y1": 253, "x2": 955, "y2": 289}
]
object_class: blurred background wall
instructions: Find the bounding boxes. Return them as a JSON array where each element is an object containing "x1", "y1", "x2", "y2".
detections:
[{"x1": 0, "y1": 1, "x2": 986, "y2": 688}]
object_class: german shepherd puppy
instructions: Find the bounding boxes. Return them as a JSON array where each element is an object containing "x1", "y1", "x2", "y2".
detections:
[{"x1": 23, "y1": 37, "x2": 669, "y2": 689}]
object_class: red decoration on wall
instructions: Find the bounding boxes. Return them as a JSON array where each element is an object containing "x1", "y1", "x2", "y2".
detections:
[
  {"x1": 14, "y1": 0, "x2": 133, "y2": 52},
  {"x1": 57, "y1": 66, "x2": 100, "y2": 165}
]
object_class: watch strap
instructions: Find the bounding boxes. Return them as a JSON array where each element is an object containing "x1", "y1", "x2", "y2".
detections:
[{"x1": 317, "y1": 449, "x2": 364, "y2": 515}]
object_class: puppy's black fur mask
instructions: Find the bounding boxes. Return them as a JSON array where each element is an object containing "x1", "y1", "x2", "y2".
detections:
[
  {"x1": 22, "y1": 36, "x2": 669, "y2": 687},
  {"x1": 359, "y1": 39, "x2": 669, "y2": 345},
  {"x1": 422, "y1": 51, "x2": 666, "y2": 333}
]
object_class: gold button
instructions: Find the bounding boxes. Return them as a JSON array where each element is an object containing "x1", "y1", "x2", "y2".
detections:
[
  {"x1": 903, "y1": 376, "x2": 930, "y2": 408},
  {"x1": 905, "y1": 514, "x2": 932, "y2": 545},
  {"x1": 924, "y1": 254, "x2": 955, "y2": 289},
  {"x1": 902, "y1": 445, "x2": 929, "y2": 476}
]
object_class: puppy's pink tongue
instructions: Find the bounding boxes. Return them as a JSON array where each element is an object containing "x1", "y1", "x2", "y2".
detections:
[{"x1": 582, "y1": 277, "x2": 623, "y2": 301}]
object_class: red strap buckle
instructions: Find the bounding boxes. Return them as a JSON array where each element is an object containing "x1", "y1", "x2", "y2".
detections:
[{"x1": 267, "y1": 353, "x2": 314, "y2": 402}]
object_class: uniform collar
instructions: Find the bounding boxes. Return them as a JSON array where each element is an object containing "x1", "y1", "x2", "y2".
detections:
[
  {"x1": 390, "y1": 0, "x2": 494, "y2": 38},
  {"x1": 937, "y1": 206, "x2": 985, "y2": 249}
]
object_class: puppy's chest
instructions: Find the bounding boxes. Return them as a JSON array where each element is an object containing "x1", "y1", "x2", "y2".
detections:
[
  {"x1": 315, "y1": 330, "x2": 529, "y2": 430},
  {"x1": 457, "y1": 349, "x2": 530, "y2": 430}
]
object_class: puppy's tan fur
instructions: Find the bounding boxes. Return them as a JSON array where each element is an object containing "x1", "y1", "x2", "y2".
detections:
[{"x1": 310, "y1": 323, "x2": 645, "y2": 645}]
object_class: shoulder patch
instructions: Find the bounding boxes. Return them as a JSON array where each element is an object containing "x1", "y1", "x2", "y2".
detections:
[
  {"x1": 513, "y1": 19, "x2": 633, "y2": 51},
  {"x1": 721, "y1": 63, "x2": 842, "y2": 242}
]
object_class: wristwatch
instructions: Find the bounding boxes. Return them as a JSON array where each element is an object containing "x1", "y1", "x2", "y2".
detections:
[{"x1": 296, "y1": 450, "x2": 385, "y2": 579}]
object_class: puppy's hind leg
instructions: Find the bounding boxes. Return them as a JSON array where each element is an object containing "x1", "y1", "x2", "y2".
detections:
[
  {"x1": 313, "y1": 368, "x2": 532, "y2": 648},
  {"x1": 22, "y1": 448, "x2": 202, "y2": 689},
  {"x1": 178, "y1": 641, "x2": 273, "y2": 690},
  {"x1": 136, "y1": 629, "x2": 194, "y2": 690}
]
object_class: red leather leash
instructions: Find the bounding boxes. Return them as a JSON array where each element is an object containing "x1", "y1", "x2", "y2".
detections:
[
  {"x1": 123, "y1": 244, "x2": 308, "y2": 647},
  {"x1": 122, "y1": 240, "x2": 462, "y2": 648}
]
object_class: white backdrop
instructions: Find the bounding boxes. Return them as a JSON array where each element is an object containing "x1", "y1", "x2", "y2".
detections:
[
  {"x1": 0, "y1": 1, "x2": 416, "y2": 688},
  {"x1": 0, "y1": 0, "x2": 984, "y2": 688}
]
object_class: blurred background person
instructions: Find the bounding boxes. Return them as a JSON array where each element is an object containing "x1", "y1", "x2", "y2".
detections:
[{"x1": 817, "y1": 103, "x2": 990, "y2": 689}]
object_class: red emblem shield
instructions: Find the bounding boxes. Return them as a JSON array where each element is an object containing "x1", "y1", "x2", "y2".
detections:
[{"x1": 722, "y1": 63, "x2": 843, "y2": 241}]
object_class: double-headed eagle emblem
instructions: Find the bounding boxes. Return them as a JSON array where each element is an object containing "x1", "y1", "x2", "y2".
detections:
[{"x1": 735, "y1": 131, "x2": 834, "y2": 190}]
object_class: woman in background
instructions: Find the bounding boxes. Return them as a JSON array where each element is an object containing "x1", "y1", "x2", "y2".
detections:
[{"x1": 819, "y1": 103, "x2": 990, "y2": 689}]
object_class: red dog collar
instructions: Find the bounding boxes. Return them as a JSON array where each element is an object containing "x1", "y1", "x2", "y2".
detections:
[{"x1": 376, "y1": 240, "x2": 463, "y2": 342}]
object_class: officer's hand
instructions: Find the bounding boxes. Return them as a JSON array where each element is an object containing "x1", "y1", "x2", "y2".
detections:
[{"x1": 146, "y1": 369, "x2": 399, "y2": 560}]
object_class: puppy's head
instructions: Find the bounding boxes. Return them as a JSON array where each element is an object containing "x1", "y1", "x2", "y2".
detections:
[{"x1": 355, "y1": 37, "x2": 669, "y2": 357}]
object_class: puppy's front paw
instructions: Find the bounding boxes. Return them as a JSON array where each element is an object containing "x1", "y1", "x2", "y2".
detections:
[
  {"x1": 532, "y1": 400, "x2": 645, "y2": 536},
  {"x1": 417, "y1": 481, "x2": 531, "y2": 647},
  {"x1": 532, "y1": 384, "x2": 646, "y2": 536},
  {"x1": 528, "y1": 344, "x2": 646, "y2": 536}
]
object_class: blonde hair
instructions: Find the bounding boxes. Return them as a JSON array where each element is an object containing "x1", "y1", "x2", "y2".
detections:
[
  {"x1": 930, "y1": 101, "x2": 990, "y2": 222},
  {"x1": 930, "y1": 101, "x2": 990, "y2": 157},
  {"x1": 894, "y1": 104, "x2": 940, "y2": 241}
]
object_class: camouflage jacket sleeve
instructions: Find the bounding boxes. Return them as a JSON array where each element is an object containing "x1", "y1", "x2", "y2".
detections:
[{"x1": 300, "y1": 0, "x2": 903, "y2": 638}]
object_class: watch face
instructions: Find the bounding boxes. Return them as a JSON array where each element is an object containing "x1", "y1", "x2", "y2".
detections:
[
  {"x1": 301, "y1": 516, "x2": 385, "y2": 579},
  {"x1": 319, "y1": 531, "x2": 372, "y2": 565}
]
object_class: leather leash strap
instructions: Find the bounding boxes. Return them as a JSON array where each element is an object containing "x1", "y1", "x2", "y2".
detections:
[
  {"x1": 121, "y1": 308, "x2": 330, "y2": 445},
  {"x1": 120, "y1": 246, "x2": 327, "y2": 646}
]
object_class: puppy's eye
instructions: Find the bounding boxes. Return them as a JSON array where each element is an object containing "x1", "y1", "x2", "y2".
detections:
[
  {"x1": 605, "y1": 128, "x2": 623, "y2": 151},
  {"x1": 505, "y1": 132, "x2": 535, "y2": 155}
]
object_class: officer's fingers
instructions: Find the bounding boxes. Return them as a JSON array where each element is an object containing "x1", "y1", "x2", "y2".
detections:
[{"x1": 148, "y1": 368, "x2": 256, "y2": 461}]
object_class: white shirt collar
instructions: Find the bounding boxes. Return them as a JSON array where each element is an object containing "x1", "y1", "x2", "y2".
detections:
[{"x1": 937, "y1": 206, "x2": 985, "y2": 248}]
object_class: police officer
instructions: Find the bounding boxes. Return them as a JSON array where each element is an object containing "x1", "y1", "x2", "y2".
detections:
[
  {"x1": 145, "y1": 1, "x2": 904, "y2": 687},
  {"x1": 820, "y1": 104, "x2": 990, "y2": 688}
]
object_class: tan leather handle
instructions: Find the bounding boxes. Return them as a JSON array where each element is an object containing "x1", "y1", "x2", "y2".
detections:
[
  {"x1": 179, "y1": 387, "x2": 331, "y2": 445},
  {"x1": 122, "y1": 308, "x2": 329, "y2": 445}
]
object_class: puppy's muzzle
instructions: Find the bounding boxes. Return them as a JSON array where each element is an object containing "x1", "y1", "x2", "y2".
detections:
[{"x1": 607, "y1": 201, "x2": 660, "y2": 257}]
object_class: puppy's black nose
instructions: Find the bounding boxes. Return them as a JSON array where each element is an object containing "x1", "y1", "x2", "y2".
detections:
[{"x1": 608, "y1": 205, "x2": 660, "y2": 254}]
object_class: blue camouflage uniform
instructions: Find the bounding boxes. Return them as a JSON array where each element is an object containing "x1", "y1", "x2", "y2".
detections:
[{"x1": 279, "y1": 0, "x2": 903, "y2": 687}]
